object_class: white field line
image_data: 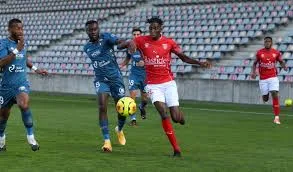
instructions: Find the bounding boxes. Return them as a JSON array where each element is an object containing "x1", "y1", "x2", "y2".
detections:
[{"x1": 32, "y1": 97, "x2": 293, "y2": 117}]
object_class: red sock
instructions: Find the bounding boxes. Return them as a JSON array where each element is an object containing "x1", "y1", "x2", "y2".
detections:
[
  {"x1": 272, "y1": 97, "x2": 280, "y2": 116},
  {"x1": 162, "y1": 118, "x2": 180, "y2": 152}
]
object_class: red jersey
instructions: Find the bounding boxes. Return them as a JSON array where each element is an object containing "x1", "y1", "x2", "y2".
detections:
[
  {"x1": 134, "y1": 35, "x2": 181, "y2": 84},
  {"x1": 256, "y1": 48, "x2": 282, "y2": 80}
]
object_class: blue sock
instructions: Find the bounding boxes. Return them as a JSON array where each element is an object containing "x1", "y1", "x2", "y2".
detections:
[
  {"x1": 21, "y1": 109, "x2": 34, "y2": 136},
  {"x1": 118, "y1": 116, "x2": 126, "y2": 131},
  {"x1": 0, "y1": 119, "x2": 7, "y2": 137},
  {"x1": 140, "y1": 101, "x2": 147, "y2": 109},
  {"x1": 130, "y1": 114, "x2": 136, "y2": 121},
  {"x1": 99, "y1": 119, "x2": 110, "y2": 140}
]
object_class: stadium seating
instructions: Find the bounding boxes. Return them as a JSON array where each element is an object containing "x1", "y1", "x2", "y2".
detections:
[{"x1": 0, "y1": 0, "x2": 292, "y2": 80}]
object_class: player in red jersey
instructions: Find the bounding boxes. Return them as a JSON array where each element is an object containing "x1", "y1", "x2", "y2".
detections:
[
  {"x1": 124, "y1": 17, "x2": 211, "y2": 157},
  {"x1": 251, "y1": 36, "x2": 287, "y2": 124}
]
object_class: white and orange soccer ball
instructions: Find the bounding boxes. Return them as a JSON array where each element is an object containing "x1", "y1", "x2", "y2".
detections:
[{"x1": 116, "y1": 97, "x2": 137, "y2": 117}]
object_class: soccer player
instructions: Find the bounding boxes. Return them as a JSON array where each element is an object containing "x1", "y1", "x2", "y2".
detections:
[
  {"x1": 124, "y1": 17, "x2": 211, "y2": 157},
  {"x1": 251, "y1": 36, "x2": 287, "y2": 124},
  {"x1": 84, "y1": 20, "x2": 133, "y2": 152},
  {"x1": 0, "y1": 18, "x2": 48, "y2": 151},
  {"x1": 120, "y1": 27, "x2": 148, "y2": 126}
]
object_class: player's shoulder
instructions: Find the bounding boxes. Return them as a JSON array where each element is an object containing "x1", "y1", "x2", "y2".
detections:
[
  {"x1": 101, "y1": 32, "x2": 116, "y2": 39},
  {"x1": 0, "y1": 38, "x2": 9, "y2": 50},
  {"x1": 83, "y1": 41, "x2": 92, "y2": 52},
  {"x1": 271, "y1": 48, "x2": 281, "y2": 54},
  {"x1": 162, "y1": 35, "x2": 176, "y2": 43}
]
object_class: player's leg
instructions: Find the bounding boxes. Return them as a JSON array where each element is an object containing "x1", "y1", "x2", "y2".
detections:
[
  {"x1": 165, "y1": 81, "x2": 185, "y2": 125},
  {"x1": 259, "y1": 79, "x2": 269, "y2": 103},
  {"x1": 148, "y1": 83, "x2": 181, "y2": 157},
  {"x1": 269, "y1": 77, "x2": 280, "y2": 124},
  {"x1": 139, "y1": 82, "x2": 148, "y2": 119},
  {"x1": 112, "y1": 79, "x2": 127, "y2": 145},
  {"x1": 0, "y1": 107, "x2": 12, "y2": 151},
  {"x1": 16, "y1": 92, "x2": 39, "y2": 151},
  {"x1": 129, "y1": 90, "x2": 138, "y2": 126},
  {"x1": 95, "y1": 81, "x2": 112, "y2": 152},
  {"x1": 128, "y1": 76, "x2": 139, "y2": 125},
  {"x1": 97, "y1": 93, "x2": 112, "y2": 152}
]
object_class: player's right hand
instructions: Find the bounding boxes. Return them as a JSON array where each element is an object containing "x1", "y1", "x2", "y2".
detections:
[
  {"x1": 250, "y1": 72, "x2": 257, "y2": 79},
  {"x1": 16, "y1": 36, "x2": 25, "y2": 51}
]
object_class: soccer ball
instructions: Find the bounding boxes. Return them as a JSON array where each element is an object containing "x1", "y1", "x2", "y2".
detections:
[
  {"x1": 284, "y1": 98, "x2": 293, "y2": 107},
  {"x1": 116, "y1": 97, "x2": 137, "y2": 117}
]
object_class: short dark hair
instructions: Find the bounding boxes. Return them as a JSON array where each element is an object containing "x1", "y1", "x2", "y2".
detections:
[
  {"x1": 85, "y1": 20, "x2": 98, "y2": 27},
  {"x1": 147, "y1": 16, "x2": 163, "y2": 25},
  {"x1": 8, "y1": 18, "x2": 22, "y2": 28},
  {"x1": 132, "y1": 27, "x2": 142, "y2": 33},
  {"x1": 264, "y1": 36, "x2": 273, "y2": 41}
]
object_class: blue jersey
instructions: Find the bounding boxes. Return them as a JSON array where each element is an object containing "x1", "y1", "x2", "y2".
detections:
[
  {"x1": 0, "y1": 38, "x2": 28, "y2": 88},
  {"x1": 84, "y1": 32, "x2": 122, "y2": 81},
  {"x1": 127, "y1": 50, "x2": 146, "y2": 77}
]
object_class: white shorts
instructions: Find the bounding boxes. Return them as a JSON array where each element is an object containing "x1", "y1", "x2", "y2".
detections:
[
  {"x1": 146, "y1": 80, "x2": 179, "y2": 107},
  {"x1": 259, "y1": 77, "x2": 279, "y2": 95}
]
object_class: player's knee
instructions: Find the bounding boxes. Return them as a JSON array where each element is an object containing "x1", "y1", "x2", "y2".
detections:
[
  {"x1": 271, "y1": 91, "x2": 278, "y2": 98},
  {"x1": 18, "y1": 103, "x2": 29, "y2": 111}
]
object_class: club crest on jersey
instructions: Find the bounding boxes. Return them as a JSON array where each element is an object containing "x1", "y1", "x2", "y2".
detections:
[
  {"x1": 272, "y1": 53, "x2": 277, "y2": 58},
  {"x1": 144, "y1": 43, "x2": 149, "y2": 48},
  {"x1": 18, "y1": 86, "x2": 26, "y2": 91},
  {"x1": 261, "y1": 54, "x2": 265, "y2": 58},
  {"x1": 162, "y1": 44, "x2": 168, "y2": 50}
]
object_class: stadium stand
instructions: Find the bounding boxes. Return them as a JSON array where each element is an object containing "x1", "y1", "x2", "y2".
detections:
[{"x1": 0, "y1": 0, "x2": 292, "y2": 80}]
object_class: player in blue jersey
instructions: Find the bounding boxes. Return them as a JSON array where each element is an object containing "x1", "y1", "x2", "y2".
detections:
[
  {"x1": 84, "y1": 20, "x2": 134, "y2": 152},
  {"x1": 120, "y1": 27, "x2": 148, "y2": 126},
  {"x1": 0, "y1": 19, "x2": 48, "y2": 152}
]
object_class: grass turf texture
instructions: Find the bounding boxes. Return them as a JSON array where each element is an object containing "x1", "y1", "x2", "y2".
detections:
[{"x1": 1, "y1": 92, "x2": 293, "y2": 172}]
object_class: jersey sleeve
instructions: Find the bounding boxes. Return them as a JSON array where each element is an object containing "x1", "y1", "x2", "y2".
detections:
[
  {"x1": 170, "y1": 39, "x2": 182, "y2": 54},
  {"x1": 276, "y1": 51, "x2": 282, "y2": 61},
  {"x1": 105, "y1": 33, "x2": 118, "y2": 46},
  {"x1": 0, "y1": 39, "x2": 8, "y2": 59}
]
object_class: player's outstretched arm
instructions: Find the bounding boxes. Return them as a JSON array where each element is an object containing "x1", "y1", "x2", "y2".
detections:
[
  {"x1": 26, "y1": 60, "x2": 48, "y2": 76},
  {"x1": 279, "y1": 60, "x2": 288, "y2": 71},
  {"x1": 117, "y1": 40, "x2": 136, "y2": 54},
  {"x1": 250, "y1": 58, "x2": 258, "y2": 79},
  {"x1": 173, "y1": 51, "x2": 211, "y2": 68}
]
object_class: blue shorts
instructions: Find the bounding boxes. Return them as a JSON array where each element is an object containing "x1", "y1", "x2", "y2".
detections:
[
  {"x1": 128, "y1": 74, "x2": 147, "y2": 93},
  {"x1": 94, "y1": 78, "x2": 125, "y2": 100},
  {"x1": 0, "y1": 83, "x2": 30, "y2": 109}
]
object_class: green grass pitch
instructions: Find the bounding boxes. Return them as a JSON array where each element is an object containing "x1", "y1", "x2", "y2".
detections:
[{"x1": 1, "y1": 93, "x2": 293, "y2": 172}]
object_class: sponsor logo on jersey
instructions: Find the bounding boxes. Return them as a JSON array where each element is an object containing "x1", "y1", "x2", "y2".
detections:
[
  {"x1": 259, "y1": 62, "x2": 275, "y2": 69},
  {"x1": 144, "y1": 56, "x2": 168, "y2": 67},
  {"x1": 8, "y1": 65, "x2": 25, "y2": 72}
]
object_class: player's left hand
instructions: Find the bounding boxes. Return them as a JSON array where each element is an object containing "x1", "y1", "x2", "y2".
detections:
[
  {"x1": 199, "y1": 61, "x2": 212, "y2": 68},
  {"x1": 284, "y1": 66, "x2": 288, "y2": 71},
  {"x1": 35, "y1": 69, "x2": 48, "y2": 76}
]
